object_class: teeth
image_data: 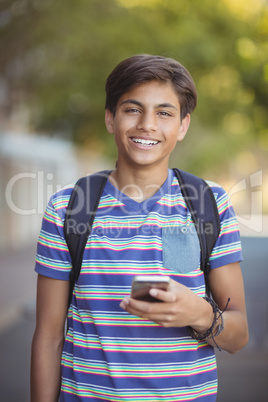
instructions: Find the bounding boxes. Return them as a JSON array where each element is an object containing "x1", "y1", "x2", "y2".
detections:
[{"x1": 132, "y1": 138, "x2": 158, "y2": 146}]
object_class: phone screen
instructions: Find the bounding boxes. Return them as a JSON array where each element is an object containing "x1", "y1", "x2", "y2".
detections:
[{"x1": 131, "y1": 275, "x2": 170, "y2": 302}]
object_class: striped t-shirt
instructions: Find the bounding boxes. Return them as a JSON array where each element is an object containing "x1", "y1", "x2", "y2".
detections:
[{"x1": 35, "y1": 169, "x2": 243, "y2": 401}]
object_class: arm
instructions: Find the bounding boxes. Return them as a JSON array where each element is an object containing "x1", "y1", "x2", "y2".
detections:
[
  {"x1": 120, "y1": 262, "x2": 248, "y2": 354},
  {"x1": 31, "y1": 274, "x2": 70, "y2": 402},
  {"x1": 205, "y1": 261, "x2": 249, "y2": 353}
]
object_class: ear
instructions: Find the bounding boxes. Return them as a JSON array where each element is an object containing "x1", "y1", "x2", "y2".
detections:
[
  {"x1": 105, "y1": 109, "x2": 114, "y2": 134},
  {"x1": 177, "y1": 113, "x2": 190, "y2": 142}
]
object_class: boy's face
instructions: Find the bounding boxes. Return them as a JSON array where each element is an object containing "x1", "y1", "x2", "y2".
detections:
[{"x1": 105, "y1": 80, "x2": 190, "y2": 170}]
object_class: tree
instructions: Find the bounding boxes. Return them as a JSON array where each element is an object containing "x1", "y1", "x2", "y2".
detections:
[{"x1": 0, "y1": 0, "x2": 267, "y2": 182}]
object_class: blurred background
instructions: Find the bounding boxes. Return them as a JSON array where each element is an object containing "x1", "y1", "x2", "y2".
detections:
[{"x1": 0, "y1": 0, "x2": 267, "y2": 400}]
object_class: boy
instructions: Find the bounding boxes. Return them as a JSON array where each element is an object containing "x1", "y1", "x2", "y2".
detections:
[{"x1": 31, "y1": 54, "x2": 248, "y2": 401}]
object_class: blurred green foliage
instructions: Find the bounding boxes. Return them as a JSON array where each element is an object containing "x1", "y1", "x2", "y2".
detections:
[{"x1": 0, "y1": 0, "x2": 267, "y2": 177}]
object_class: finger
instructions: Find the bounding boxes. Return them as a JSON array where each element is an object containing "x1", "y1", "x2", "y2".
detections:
[
  {"x1": 149, "y1": 288, "x2": 177, "y2": 303},
  {"x1": 120, "y1": 297, "x2": 177, "y2": 322},
  {"x1": 119, "y1": 297, "x2": 130, "y2": 310},
  {"x1": 120, "y1": 297, "x2": 156, "y2": 312},
  {"x1": 121, "y1": 305, "x2": 174, "y2": 326},
  {"x1": 124, "y1": 306, "x2": 177, "y2": 327},
  {"x1": 120, "y1": 297, "x2": 166, "y2": 316}
]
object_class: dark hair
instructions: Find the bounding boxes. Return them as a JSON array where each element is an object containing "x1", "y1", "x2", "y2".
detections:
[{"x1": 105, "y1": 54, "x2": 197, "y2": 118}]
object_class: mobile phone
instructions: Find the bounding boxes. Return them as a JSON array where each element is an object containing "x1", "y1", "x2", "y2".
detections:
[{"x1": 130, "y1": 275, "x2": 170, "y2": 302}]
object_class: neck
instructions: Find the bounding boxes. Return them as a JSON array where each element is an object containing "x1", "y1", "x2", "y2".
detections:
[{"x1": 109, "y1": 163, "x2": 169, "y2": 202}]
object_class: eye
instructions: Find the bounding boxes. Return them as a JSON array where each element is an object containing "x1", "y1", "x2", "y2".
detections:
[
  {"x1": 125, "y1": 108, "x2": 140, "y2": 114},
  {"x1": 158, "y1": 111, "x2": 172, "y2": 117}
]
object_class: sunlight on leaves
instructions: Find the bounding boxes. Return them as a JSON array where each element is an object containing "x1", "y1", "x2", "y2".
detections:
[
  {"x1": 222, "y1": 0, "x2": 265, "y2": 20},
  {"x1": 237, "y1": 88, "x2": 255, "y2": 105},
  {"x1": 236, "y1": 38, "x2": 258, "y2": 60},
  {"x1": 199, "y1": 66, "x2": 240, "y2": 101},
  {"x1": 223, "y1": 112, "x2": 252, "y2": 136}
]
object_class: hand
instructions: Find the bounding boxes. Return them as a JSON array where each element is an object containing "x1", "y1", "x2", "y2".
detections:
[{"x1": 120, "y1": 279, "x2": 213, "y2": 330}]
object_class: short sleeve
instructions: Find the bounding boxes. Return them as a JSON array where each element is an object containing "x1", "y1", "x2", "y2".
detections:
[
  {"x1": 35, "y1": 185, "x2": 74, "y2": 280},
  {"x1": 207, "y1": 182, "x2": 243, "y2": 269}
]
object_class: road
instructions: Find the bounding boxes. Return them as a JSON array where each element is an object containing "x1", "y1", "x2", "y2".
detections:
[{"x1": 0, "y1": 237, "x2": 267, "y2": 402}]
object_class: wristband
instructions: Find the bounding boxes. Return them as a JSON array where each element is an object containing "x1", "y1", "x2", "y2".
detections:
[{"x1": 187, "y1": 297, "x2": 230, "y2": 351}]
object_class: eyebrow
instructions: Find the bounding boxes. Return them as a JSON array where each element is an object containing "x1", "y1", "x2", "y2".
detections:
[{"x1": 119, "y1": 99, "x2": 178, "y2": 110}]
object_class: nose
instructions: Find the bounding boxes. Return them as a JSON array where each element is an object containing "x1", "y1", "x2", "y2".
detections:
[{"x1": 137, "y1": 112, "x2": 157, "y2": 132}]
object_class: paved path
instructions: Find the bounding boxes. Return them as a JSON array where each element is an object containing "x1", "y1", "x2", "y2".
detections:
[{"x1": 0, "y1": 247, "x2": 37, "y2": 332}]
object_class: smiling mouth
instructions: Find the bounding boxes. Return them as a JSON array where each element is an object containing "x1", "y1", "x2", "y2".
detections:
[{"x1": 131, "y1": 138, "x2": 159, "y2": 146}]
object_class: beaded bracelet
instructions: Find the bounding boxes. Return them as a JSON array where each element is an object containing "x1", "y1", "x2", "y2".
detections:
[{"x1": 187, "y1": 297, "x2": 230, "y2": 351}]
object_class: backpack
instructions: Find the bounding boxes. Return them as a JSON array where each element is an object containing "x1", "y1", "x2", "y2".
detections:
[{"x1": 63, "y1": 169, "x2": 220, "y2": 306}]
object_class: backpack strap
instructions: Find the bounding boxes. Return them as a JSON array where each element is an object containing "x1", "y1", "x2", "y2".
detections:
[
  {"x1": 64, "y1": 168, "x2": 220, "y2": 305},
  {"x1": 64, "y1": 170, "x2": 111, "y2": 307},
  {"x1": 173, "y1": 168, "x2": 221, "y2": 295}
]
